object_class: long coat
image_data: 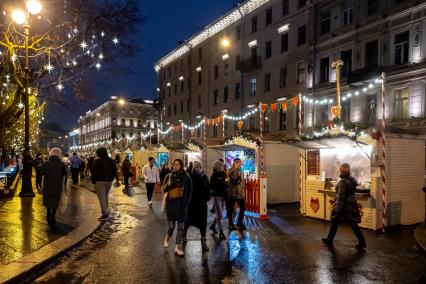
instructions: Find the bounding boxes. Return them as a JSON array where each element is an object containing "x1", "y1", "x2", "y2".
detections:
[
  {"x1": 187, "y1": 172, "x2": 210, "y2": 228},
  {"x1": 331, "y1": 175, "x2": 361, "y2": 223},
  {"x1": 42, "y1": 156, "x2": 66, "y2": 208},
  {"x1": 228, "y1": 166, "x2": 244, "y2": 199},
  {"x1": 162, "y1": 171, "x2": 192, "y2": 222}
]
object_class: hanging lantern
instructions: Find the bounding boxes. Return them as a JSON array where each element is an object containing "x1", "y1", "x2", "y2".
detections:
[
  {"x1": 237, "y1": 120, "x2": 244, "y2": 130},
  {"x1": 292, "y1": 96, "x2": 300, "y2": 106},
  {"x1": 281, "y1": 101, "x2": 287, "y2": 111},
  {"x1": 271, "y1": 103, "x2": 277, "y2": 112}
]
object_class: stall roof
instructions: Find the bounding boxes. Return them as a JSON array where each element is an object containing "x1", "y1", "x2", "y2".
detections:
[
  {"x1": 286, "y1": 137, "x2": 368, "y2": 149},
  {"x1": 166, "y1": 143, "x2": 201, "y2": 153},
  {"x1": 208, "y1": 144, "x2": 254, "y2": 151}
]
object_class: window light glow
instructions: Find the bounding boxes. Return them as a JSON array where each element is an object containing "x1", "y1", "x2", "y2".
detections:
[
  {"x1": 277, "y1": 24, "x2": 289, "y2": 34},
  {"x1": 248, "y1": 39, "x2": 258, "y2": 48}
]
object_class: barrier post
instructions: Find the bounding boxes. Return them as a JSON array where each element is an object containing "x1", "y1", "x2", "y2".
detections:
[{"x1": 259, "y1": 176, "x2": 268, "y2": 219}]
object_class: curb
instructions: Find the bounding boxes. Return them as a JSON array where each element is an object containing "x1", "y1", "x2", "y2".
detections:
[
  {"x1": 414, "y1": 223, "x2": 426, "y2": 256},
  {"x1": 0, "y1": 185, "x2": 101, "y2": 284}
]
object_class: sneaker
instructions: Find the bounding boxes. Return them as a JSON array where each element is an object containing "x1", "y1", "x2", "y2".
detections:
[
  {"x1": 219, "y1": 230, "x2": 226, "y2": 240},
  {"x1": 164, "y1": 234, "x2": 171, "y2": 248},
  {"x1": 98, "y1": 214, "x2": 109, "y2": 221},
  {"x1": 237, "y1": 223, "x2": 247, "y2": 231},
  {"x1": 148, "y1": 201, "x2": 153, "y2": 208},
  {"x1": 321, "y1": 238, "x2": 333, "y2": 247},
  {"x1": 355, "y1": 243, "x2": 366, "y2": 250},
  {"x1": 175, "y1": 244, "x2": 185, "y2": 256},
  {"x1": 210, "y1": 223, "x2": 218, "y2": 234}
]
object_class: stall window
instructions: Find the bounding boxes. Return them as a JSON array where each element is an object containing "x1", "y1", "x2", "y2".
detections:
[{"x1": 394, "y1": 87, "x2": 409, "y2": 120}]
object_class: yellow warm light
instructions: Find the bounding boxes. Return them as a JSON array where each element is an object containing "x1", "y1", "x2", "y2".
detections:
[
  {"x1": 221, "y1": 38, "x2": 230, "y2": 48},
  {"x1": 26, "y1": 0, "x2": 42, "y2": 15},
  {"x1": 118, "y1": 99, "x2": 125, "y2": 105},
  {"x1": 11, "y1": 10, "x2": 26, "y2": 25}
]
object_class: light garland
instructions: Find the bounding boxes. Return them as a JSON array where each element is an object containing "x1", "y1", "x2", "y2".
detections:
[{"x1": 224, "y1": 108, "x2": 259, "y2": 121}]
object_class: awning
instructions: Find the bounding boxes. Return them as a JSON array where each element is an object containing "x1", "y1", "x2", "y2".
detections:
[
  {"x1": 208, "y1": 144, "x2": 254, "y2": 151},
  {"x1": 286, "y1": 137, "x2": 368, "y2": 150}
]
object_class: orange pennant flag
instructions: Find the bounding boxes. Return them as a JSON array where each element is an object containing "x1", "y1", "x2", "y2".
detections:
[
  {"x1": 261, "y1": 104, "x2": 267, "y2": 112},
  {"x1": 292, "y1": 96, "x2": 300, "y2": 106},
  {"x1": 281, "y1": 101, "x2": 287, "y2": 111},
  {"x1": 271, "y1": 103, "x2": 277, "y2": 112}
]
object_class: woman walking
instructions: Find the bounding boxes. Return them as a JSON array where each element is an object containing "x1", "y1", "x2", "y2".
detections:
[
  {"x1": 162, "y1": 159, "x2": 192, "y2": 256},
  {"x1": 91, "y1": 148, "x2": 118, "y2": 220},
  {"x1": 41, "y1": 148, "x2": 66, "y2": 230},
  {"x1": 185, "y1": 161, "x2": 211, "y2": 251},
  {"x1": 209, "y1": 160, "x2": 228, "y2": 240}
]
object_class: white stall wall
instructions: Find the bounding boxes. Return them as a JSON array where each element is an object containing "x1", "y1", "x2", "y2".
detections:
[
  {"x1": 264, "y1": 143, "x2": 301, "y2": 204},
  {"x1": 206, "y1": 148, "x2": 224, "y2": 177}
]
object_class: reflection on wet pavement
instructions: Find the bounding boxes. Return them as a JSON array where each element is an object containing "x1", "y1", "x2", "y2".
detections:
[
  {"x1": 0, "y1": 180, "x2": 95, "y2": 266},
  {"x1": 35, "y1": 184, "x2": 426, "y2": 283}
]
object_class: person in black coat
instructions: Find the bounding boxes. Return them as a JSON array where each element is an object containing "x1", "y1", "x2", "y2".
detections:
[
  {"x1": 322, "y1": 163, "x2": 366, "y2": 250},
  {"x1": 209, "y1": 160, "x2": 228, "y2": 240},
  {"x1": 91, "y1": 148, "x2": 118, "y2": 220},
  {"x1": 41, "y1": 148, "x2": 66, "y2": 229},
  {"x1": 162, "y1": 159, "x2": 192, "y2": 256},
  {"x1": 185, "y1": 161, "x2": 211, "y2": 251},
  {"x1": 159, "y1": 162, "x2": 171, "y2": 185},
  {"x1": 34, "y1": 153, "x2": 44, "y2": 190},
  {"x1": 121, "y1": 155, "x2": 132, "y2": 192}
]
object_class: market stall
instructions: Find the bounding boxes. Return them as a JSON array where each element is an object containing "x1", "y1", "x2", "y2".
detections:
[
  {"x1": 292, "y1": 133, "x2": 425, "y2": 230},
  {"x1": 166, "y1": 142, "x2": 202, "y2": 169}
]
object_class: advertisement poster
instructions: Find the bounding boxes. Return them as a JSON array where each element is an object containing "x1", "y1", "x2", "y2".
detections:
[
  {"x1": 225, "y1": 150, "x2": 256, "y2": 177},
  {"x1": 157, "y1": 153, "x2": 169, "y2": 167}
]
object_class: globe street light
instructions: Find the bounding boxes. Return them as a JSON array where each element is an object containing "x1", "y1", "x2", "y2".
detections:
[
  {"x1": 221, "y1": 38, "x2": 230, "y2": 48},
  {"x1": 12, "y1": 0, "x2": 42, "y2": 198}
]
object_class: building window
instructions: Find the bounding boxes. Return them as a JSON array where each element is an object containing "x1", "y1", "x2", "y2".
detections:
[
  {"x1": 236, "y1": 25, "x2": 241, "y2": 40},
  {"x1": 343, "y1": 7, "x2": 353, "y2": 25},
  {"x1": 224, "y1": 86, "x2": 229, "y2": 103},
  {"x1": 186, "y1": 98, "x2": 190, "y2": 111},
  {"x1": 265, "y1": 41, "x2": 272, "y2": 59},
  {"x1": 213, "y1": 124, "x2": 218, "y2": 137},
  {"x1": 264, "y1": 73, "x2": 271, "y2": 92},
  {"x1": 341, "y1": 49, "x2": 352, "y2": 78},
  {"x1": 250, "y1": 77, "x2": 257, "y2": 96},
  {"x1": 224, "y1": 61, "x2": 229, "y2": 75},
  {"x1": 280, "y1": 67, "x2": 287, "y2": 88},
  {"x1": 235, "y1": 55, "x2": 241, "y2": 70},
  {"x1": 367, "y1": 0, "x2": 378, "y2": 16},
  {"x1": 162, "y1": 90, "x2": 166, "y2": 99},
  {"x1": 319, "y1": 57, "x2": 329, "y2": 83},
  {"x1": 168, "y1": 106, "x2": 171, "y2": 116},
  {"x1": 297, "y1": 62, "x2": 306, "y2": 84},
  {"x1": 235, "y1": 83, "x2": 241, "y2": 99},
  {"x1": 252, "y1": 16, "x2": 257, "y2": 33},
  {"x1": 174, "y1": 83, "x2": 177, "y2": 95},
  {"x1": 214, "y1": 65, "x2": 219, "y2": 79},
  {"x1": 298, "y1": 0, "x2": 306, "y2": 9},
  {"x1": 180, "y1": 101, "x2": 184, "y2": 113},
  {"x1": 137, "y1": 120, "x2": 141, "y2": 127},
  {"x1": 197, "y1": 94, "x2": 201, "y2": 109},
  {"x1": 281, "y1": 33, "x2": 288, "y2": 53},
  {"x1": 168, "y1": 87, "x2": 171, "y2": 97},
  {"x1": 365, "y1": 40, "x2": 378, "y2": 67},
  {"x1": 187, "y1": 78, "x2": 191, "y2": 89},
  {"x1": 282, "y1": 0, "x2": 289, "y2": 16},
  {"x1": 121, "y1": 118, "x2": 125, "y2": 126},
  {"x1": 263, "y1": 116, "x2": 270, "y2": 132},
  {"x1": 266, "y1": 7, "x2": 273, "y2": 25},
  {"x1": 298, "y1": 25, "x2": 306, "y2": 46},
  {"x1": 198, "y1": 72, "x2": 202, "y2": 85},
  {"x1": 168, "y1": 67, "x2": 171, "y2": 77},
  {"x1": 394, "y1": 31, "x2": 409, "y2": 65},
  {"x1": 321, "y1": 12, "x2": 331, "y2": 35},
  {"x1": 198, "y1": 48, "x2": 202, "y2": 61},
  {"x1": 214, "y1": 90, "x2": 219, "y2": 105},
  {"x1": 180, "y1": 80, "x2": 184, "y2": 92},
  {"x1": 174, "y1": 103, "x2": 177, "y2": 115},
  {"x1": 130, "y1": 119, "x2": 134, "y2": 127},
  {"x1": 394, "y1": 88, "x2": 409, "y2": 120},
  {"x1": 249, "y1": 117, "x2": 256, "y2": 131}
]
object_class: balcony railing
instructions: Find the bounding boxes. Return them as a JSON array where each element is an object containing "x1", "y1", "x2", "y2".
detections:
[{"x1": 240, "y1": 56, "x2": 262, "y2": 73}]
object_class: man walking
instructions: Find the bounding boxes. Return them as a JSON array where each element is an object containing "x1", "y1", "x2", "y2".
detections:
[
  {"x1": 121, "y1": 155, "x2": 132, "y2": 195},
  {"x1": 70, "y1": 152, "x2": 82, "y2": 185},
  {"x1": 227, "y1": 158, "x2": 246, "y2": 231},
  {"x1": 322, "y1": 163, "x2": 366, "y2": 250},
  {"x1": 142, "y1": 157, "x2": 160, "y2": 208}
]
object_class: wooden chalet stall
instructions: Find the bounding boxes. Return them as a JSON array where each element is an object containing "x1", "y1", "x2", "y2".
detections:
[
  {"x1": 292, "y1": 133, "x2": 425, "y2": 230},
  {"x1": 166, "y1": 142, "x2": 202, "y2": 169}
]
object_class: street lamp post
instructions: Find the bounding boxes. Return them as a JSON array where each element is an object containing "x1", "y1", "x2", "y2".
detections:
[{"x1": 12, "y1": 1, "x2": 42, "y2": 197}]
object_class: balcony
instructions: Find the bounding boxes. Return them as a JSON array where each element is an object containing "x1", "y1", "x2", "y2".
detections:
[{"x1": 239, "y1": 56, "x2": 262, "y2": 73}]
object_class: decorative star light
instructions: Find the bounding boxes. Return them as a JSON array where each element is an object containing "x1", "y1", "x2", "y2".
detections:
[
  {"x1": 95, "y1": 62, "x2": 101, "y2": 70},
  {"x1": 72, "y1": 60, "x2": 77, "y2": 66},
  {"x1": 11, "y1": 54, "x2": 17, "y2": 62},
  {"x1": 45, "y1": 63, "x2": 54, "y2": 73},
  {"x1": 80, "y1": 40, "x2": 87, "y2": 50},
  {"x1": 98, "y1": 53, "x2": 104, "y2": 59},
  {"x1": 101, "y1": 31, "x2": 105, "y2": 37},
  {"x1": 112, "y1": 37, "x2": 119, "y2": 45},
  {"x1": 18, "y1": 102, "x2": 24, "y2": 109},
  {"x1": 57, "y1": 83, "x2": 64, "y2": 91}
]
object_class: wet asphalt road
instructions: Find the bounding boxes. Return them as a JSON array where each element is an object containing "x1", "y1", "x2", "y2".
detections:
[{"x1": 35, "y1": 183, "x2": 425, "y2": 284}]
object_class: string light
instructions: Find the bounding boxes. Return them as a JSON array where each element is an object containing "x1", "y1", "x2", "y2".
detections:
[
  {"x1": 95, "y1": 62, "x2": 101, "y2": 70},
  {"x1": 57, "y1": 83, "x2": 64, "y2": 91},
  {"x1": 18, "y1": 102, "x2": 24, "y2": 108},
  {"x1": 112, "y1": 37, "x2": 119, "y2": 45},
  {"x1": 80, "y1": 40, "x2": 87, "y2": 50}
]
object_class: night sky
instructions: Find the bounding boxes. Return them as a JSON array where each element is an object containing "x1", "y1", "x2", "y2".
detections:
[{"x1": 49, "y1": 0, "x2": 237, "y2": 131}]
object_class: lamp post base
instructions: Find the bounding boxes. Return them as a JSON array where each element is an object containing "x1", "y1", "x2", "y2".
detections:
[{"x1": 19, "y1": 153, "x2": 35, "y2": 197}]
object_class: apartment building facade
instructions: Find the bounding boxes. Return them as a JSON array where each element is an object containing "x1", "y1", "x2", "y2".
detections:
[
  {"x1": 77, "y1": 97, "x2": 158, "y2": 147},
  {"x1": 155, "y1": 0, "x2": 426, "y2": 144}
]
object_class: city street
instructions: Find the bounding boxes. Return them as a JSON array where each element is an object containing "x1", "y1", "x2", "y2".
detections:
[{"x1": 34, "y1": 183, "x2": 425, "y2": 284}]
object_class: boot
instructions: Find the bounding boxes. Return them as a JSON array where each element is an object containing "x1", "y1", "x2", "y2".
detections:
[
  {"x1": 201, "y1": 237, "x2": 209, "y2": 252},
  {"x1": 219, "y1": 230, "x2": 226, "y2": 240},
  {"x1": 209, "y1": 223, "x2": 218, "y2": 234}
]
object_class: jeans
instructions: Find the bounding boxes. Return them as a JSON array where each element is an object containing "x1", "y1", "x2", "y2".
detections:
[
  {"x1": 146, "y1": 183, "x2": 155, "y2": 202},
  {"x1": 327, "y1": 219, "x2": 366, "y2": 245},
  {"x1": 168, "y1": 221, "x2": 185, "y2": 245},
  {"x1": 71, "y1": 168, "x2": 79, "y2": 184},
  {"x1": 95, "y1": 181, "x2": 112, "y2": 216},
  {"x1": 227, "y1": 198, "x2": 245, "y2": 226},
  {"x1": 213, "y1": 197, "x2": 226, "y2": 230}
]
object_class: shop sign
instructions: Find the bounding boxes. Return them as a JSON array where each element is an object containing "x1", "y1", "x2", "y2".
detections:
[{"x1": 310, "y1": 198, "x2": 320, "y2": 213}]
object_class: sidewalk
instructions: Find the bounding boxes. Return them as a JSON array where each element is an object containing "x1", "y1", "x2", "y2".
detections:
[
  {"x1": 0, "y1": 176, "x2": 100, "y2": 283},
  {"x1": 414, "y1": 222, "x2": 426, "y2": 255}
]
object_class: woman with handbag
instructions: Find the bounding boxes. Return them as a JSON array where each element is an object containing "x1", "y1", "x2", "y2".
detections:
[
  {"x1": 162, "y1": 159, "x2": 193, "y2": 256},
  {"x1": 184, "y1": 161, "x2": 211, "y2": 251}
]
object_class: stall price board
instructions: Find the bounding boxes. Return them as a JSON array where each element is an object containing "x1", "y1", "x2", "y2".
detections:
[{"x1": 307, "y1": 150, "x2": 320, "y2": 176}]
